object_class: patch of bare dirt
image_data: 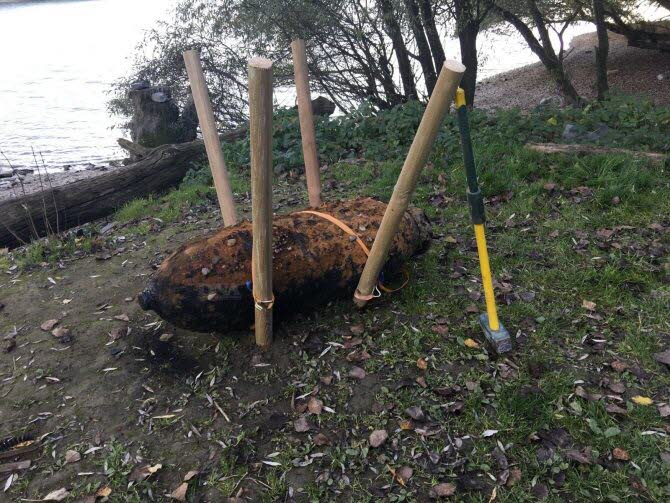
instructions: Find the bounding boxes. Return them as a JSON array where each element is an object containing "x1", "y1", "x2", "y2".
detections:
[{"x1": 476, "y1": 31, "x2": 670, "y2": 110}]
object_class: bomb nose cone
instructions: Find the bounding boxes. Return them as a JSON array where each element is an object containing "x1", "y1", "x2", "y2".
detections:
[{"x1": 138, "y1": 281, "x2": 159, "y2": 312}]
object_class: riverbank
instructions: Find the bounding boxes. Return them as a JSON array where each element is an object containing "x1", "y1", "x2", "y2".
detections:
[{"x1": 476, "y1": 31, "x2": 670, "y2": 110}]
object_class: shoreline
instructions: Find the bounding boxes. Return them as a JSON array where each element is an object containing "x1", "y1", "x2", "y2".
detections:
[{"x1": 2, "y1": 31, "x2": 668, "y2": 203}]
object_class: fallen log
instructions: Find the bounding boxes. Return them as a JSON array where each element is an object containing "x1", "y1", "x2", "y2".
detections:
[
  {"x1": 525, "y1": 142, "x2": 667, "y2": 162},
  {"x1": 0, "y1": 140, "x2": 207, "y2": 248},
  {"x1": 138, "y1": 197, "x2": 431, "y2": 333}
]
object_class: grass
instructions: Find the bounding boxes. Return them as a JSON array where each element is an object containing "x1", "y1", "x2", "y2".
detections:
[{"x1": 3, "y1": 94, "x2": 669, "y2": 501}]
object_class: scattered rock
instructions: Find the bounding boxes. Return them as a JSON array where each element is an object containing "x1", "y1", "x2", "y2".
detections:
[
  {"x1": 40, "y1": 319, "x2": 59, "y2": 331},
  {"x1": 369, "y1": 429, "x2": 388, "y2": 448}
]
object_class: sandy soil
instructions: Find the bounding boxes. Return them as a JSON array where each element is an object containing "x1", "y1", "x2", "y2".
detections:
[{"x1": 476, "y1": 31, "x2": 670, "y2": 110}]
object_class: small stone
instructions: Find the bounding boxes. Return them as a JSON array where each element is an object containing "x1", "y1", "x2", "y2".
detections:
[
  {"x1": 226, "y1": 238, "x2": 237, "y2": 247},
  {"x1": 201, "y1": 267, "x2": 210, "y2": 276},
  {"x1": 611, "y1": 196, "x2": 620, "y2": 205},
  {"x1": 159, "y1": 333, "x2": 173, "y2": 342}
]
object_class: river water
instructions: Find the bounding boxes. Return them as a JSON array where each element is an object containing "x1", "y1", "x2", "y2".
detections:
[{"x1": 1, "y1": 0, "x2": 647, "y2": 173}]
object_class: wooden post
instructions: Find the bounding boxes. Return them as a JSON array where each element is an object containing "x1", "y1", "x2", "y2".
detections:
[
  {"x1": 249, "y1": 57, "x2": 274, "y2": 348},
  {"x1": 290, "y1": 39, "x2": 322, "y2": 208},
  {"x1": 353, "y1": 60, "x2": 465, "y2": 307},
  {"x1": 183, "y1": 49, "x2": 237, "y2": 226}
]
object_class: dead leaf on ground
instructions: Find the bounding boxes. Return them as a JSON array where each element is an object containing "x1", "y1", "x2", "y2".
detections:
[
  {"x1": 396, "y1": 465, "x2": 413, "y2": 485},
  {"x1": 41, "y1": 319, "x2": 59, "y2": 331},
  {"x1": 464, "y1": 338, "x2": 480, "y2": 349},
  {"x1": 613, "y1": 448, "x2": 630, "y2": 461},
  {"x1": 307, "y1": 397, "x2": 324, "y2": 415},
  {"x1": 51, "y1": 327, "x2": 71, "y2": 341},
  {"x1": 183, "y1": 470, "x2": 199, "y2": 481},
  {"x1": 658, "y1": 404, "x2": 670, "y2": 418},
  {"x1": 653, "y1": 350, "x2": 670, "y2": 367},
  {"x1": 369, "y1": 429, "x2": 388, "y2": 448},
  {"x1": 129, "y1": 463, "x2": 162, "y2": 482},
  {"x1": 313, "y1": 433, "x2": 330, "y2": 446},
  {"x1": 43, "y1": 488, "x2": 70, "y2": 501},
  {"x1": 431, "y1": 324, "x2": 449, "y2": 336},
  {"x1": 416, "y1": 358, "x2": 428, "y2": 370},
  {"x1": 169, "y1": 482, "x2": 188, "y2": 501},
  {"x1": 606, "y1": 403, "x2": 628, "y2": 415},
  {"x1": 632, "y1": 396, "x2": 653, "y2": 406},
  {"x1": 64, "y1": 450, "x2": 81, "y2": 464},
  {"x1": 611, "y1": 360, "x2": 628, "y2": 372},
  {"x1": 429, "y1": 482, "x2": 456, "y2": 498},
  {"x1": 348, "y1": 366, "x2": 366, "y2": 380},
  {"x1": 346, "y1": 349, "x2": 371, "y2": 362},
  {"x1": 582, "y1": 300, "x2": 597, "y2": 311},
  {"x1": 405, "y1": 406, "x2": 425, "y2": 421},
  {"x1": 349, "y1": 324, "x2": 365, "y2": 336},
  {"x1": 95, "y1": 486, "x2": 112, "y2": 498},
  {"x1": 293, "y1": 416, "x2": 311, "y2": 433},
  {"x1": 114, "y1": 313, "x2": 130, "y2": 322},
  {"x1": 506, "y1": 467, "x2": 522, "y2": 487}
]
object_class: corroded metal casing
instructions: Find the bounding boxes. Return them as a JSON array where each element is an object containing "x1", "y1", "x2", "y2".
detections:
[{"x1": 138, "y1": 198, "x2": 431, "y2": 333}]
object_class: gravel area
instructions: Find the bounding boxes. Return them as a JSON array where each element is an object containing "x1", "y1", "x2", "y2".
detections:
[{"x1": 475, "y1": 31, "x2": 670, "y2": 110}]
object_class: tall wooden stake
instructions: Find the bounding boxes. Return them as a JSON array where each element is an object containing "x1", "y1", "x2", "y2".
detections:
[
  {"x1": 183, "y1": 49, "x2": 237, "y2": 226},
  {"x1": 249, "y1": 57, "x2": 274, "y2": 348},
  {"x1": 354, "y1": 60, "x2": 465, "y2": 307},
  {"x1": 290, "y1": 39, "x2": 322, "y2": 208}
]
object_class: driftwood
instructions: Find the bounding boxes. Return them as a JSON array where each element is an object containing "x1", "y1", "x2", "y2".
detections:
[
  {"x1": 0, "y1": 141, "x2": 208, "y2": 248},
  {"x1": 525, "y1": 143, "x2": 667, "y2": 162}
]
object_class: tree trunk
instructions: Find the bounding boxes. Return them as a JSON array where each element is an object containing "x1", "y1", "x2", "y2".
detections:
[
  {"x1": 380, "y1": 0, "x2": 418, "y2": 100},
  {"x1": 457, "y1": 20, "x2": 480, "y2": 106},
  {"x1": 493, "y1": 4, "x2": 582, "y2": 105},
  {"x1": 0, "y1": 141, "x2": 208, "y2": 248},
  {"x1": 418, "y1": 0, "x2": 446, "y2": 71},
  {"x1": 404, "y1": 0, "x2": 437, "y2": 95},
  {"x1": 593, "y1": 0, "x2": 609, "y2": 100}
]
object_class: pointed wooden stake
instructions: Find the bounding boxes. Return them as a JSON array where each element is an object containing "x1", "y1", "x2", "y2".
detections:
[
  {"x1": 183, "y1": 49, "x2": 237, "y2": 226},
  {"x1": 354, "y1": 60, "x2": 465, "y2": 307},
  {"x1": 291, "y1": 39, "x2": 322, "y2": 208},
  {"x1": 249, "y1": 57, "x2": 274, "y2": 348}
]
